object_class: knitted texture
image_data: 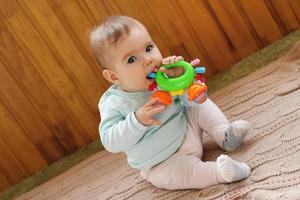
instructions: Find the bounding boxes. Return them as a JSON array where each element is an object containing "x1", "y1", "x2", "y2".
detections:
[{"x1": 16, "y1": 42, "x2": 300, "y2": 200}]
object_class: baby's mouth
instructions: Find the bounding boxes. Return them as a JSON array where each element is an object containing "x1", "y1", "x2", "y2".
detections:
[{"x1": 146, "y1": 66, "x2": 158, "y2": 79}]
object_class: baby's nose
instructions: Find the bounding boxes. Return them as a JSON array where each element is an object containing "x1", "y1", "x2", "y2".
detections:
[{"x1": 144, "y1": 55, "x2": 153, "y2": 66}]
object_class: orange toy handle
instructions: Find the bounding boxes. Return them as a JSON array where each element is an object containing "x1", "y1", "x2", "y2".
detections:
[
  {"x1": 188, "y1": 83, "x2": 208, "y2": 101},
  {"x1": 151, "y1": 90, "x2": 173, "y2": 105}
]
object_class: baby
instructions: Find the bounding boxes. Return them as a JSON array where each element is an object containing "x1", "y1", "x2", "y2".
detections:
[{"x1": 90, "y1": 15, "x2": 251, "y2": 190}]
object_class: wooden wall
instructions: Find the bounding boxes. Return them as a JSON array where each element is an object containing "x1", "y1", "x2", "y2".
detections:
[{"x1": 0, "y1": 0, "x2": 299, "y2": 192}]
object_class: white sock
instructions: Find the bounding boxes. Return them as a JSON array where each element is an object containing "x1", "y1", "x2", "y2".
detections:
[
  {"x1": 216, "y1": 155, "x2": 251, "y2": 183},
  {"x1": 231, "y1": 120, "x2": 251, "y2": 138},
  {"x1": 223, "y1": 120, "x2": 251, "y2": 151}
]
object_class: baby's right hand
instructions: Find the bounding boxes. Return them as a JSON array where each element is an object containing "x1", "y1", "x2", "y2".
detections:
[
  {"x1": 135, "y1": 98, "x2": 165, "y2": 126},
  {"x1": 160, "y1": 55, "x2": 184, "y2": 77}
]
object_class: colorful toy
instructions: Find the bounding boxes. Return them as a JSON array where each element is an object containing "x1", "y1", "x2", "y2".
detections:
[{"x1": 147, "y1": 59, "x2": 208, "y2": 105}]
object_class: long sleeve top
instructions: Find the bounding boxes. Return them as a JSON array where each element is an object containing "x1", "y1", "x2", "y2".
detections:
[{"x1": 98, "y1": 85, "x2": 189, "y2": 170}]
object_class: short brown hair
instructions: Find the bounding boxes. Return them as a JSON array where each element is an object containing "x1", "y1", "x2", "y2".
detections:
[{"x1": 89, "y1": 15, "x2": 141, "y2": 69}]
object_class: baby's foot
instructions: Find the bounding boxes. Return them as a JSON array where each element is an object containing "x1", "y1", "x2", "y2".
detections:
[
  {"x1": 223, "y1": 120, "x2": 251, "y2": 151},
  {"x1": 216, "y1": 155, "x2": 251, "y2": 183}
]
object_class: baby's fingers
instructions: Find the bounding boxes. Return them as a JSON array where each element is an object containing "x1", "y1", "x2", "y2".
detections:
[
  {"x1": 148, "y1": 105, "x2": 165, "y2": 116},
  {"x1": 149, "y1": 118, "x2": 162, "y2": 126},
  {"x1": 175, "y1": 56, "x2": 184, "y2": 62},
  {"x1": 144, "y1": 97, "x2": 161, "y2": 107},
  {"x1": 162, "y1": 55, "x2": 177, "y2": 65}
]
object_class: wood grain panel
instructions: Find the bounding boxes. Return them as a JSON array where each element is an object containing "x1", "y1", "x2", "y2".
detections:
[
  {"x1": 289, "y1": 0, "x2": 300, "y2": 22},
  {"x1": 265, "y1": 0, "x2": 299, "y2": 34},
  {"x1": 46, "y1": 0, "x2": 109, "y2": 88},
  {"x1": 0, "y1": 134, "x2": 28, "y2": 185},
  {"x1": 0, "y1": 96, "x2": 45, "y2": 179},
  {"x1": 208, "y1": 0, "x2": 259, "y2": 59},
  {"x1": 19, "y1": 0, "x2": 102, "y2": 114},
  {"x1": 0, "y1": 7, "x2": 89, "y2": 151},
  {"x1": 0, "y1": 56, "x2": 66, "y2": 163},
  {"x1": 0, "y1": 0, "x2": 299, "y2": 192},
  {"x1": 0, "y1": 171, "x2": 11, "y2": 192},
  {"x1": 240, "y1": 0, "x2": 282, "y2": 44},
  {"x1": 82, "y1": 0, "x2": 110, "y2": 22},
  {"x1": 176, "y1": 0, "x2": 237, "y2": 72}
]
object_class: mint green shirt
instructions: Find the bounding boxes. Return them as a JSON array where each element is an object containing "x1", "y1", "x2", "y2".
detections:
[{"x1": 98, "y1": 85, "x2": 189, "y2": 170}]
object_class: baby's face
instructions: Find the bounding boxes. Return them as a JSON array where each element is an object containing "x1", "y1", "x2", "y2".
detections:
[{"x1": 105, "y1": 25, "x2": 162, "y2": 92}]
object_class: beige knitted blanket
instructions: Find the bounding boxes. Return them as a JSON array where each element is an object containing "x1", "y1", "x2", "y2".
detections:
[{"x1": 16, "y1": 43, "x2": 300, "y2": 200}]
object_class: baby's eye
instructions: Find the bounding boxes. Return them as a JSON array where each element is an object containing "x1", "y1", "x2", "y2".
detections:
[
  {"x1": 127, "y1": 56, "x2": 137, "y2": 64},
  {"x1": 146, "y1": 45, "x2": 154, "y2": 52}
]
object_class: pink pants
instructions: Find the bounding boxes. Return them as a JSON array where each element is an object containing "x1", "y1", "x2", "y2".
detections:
[{"x1": 140, "y1": 99, "x2": 230, "y2": 190}]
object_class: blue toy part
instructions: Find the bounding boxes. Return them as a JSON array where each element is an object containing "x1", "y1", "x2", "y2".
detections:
[
  {"x1": 194, "y1": 67, "x2": 206, "y2": 74},
  {"x1": 147, "y1": 72, "x2": 156, "y2": 79}
]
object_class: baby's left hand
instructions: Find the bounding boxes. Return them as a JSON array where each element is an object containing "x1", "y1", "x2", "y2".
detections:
[{"x1": 160, "y1": 56, "x2": 184, "y2": 77}]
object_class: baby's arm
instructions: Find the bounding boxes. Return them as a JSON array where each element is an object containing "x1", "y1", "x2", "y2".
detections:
[
  {"x1": 99, "y1": 103, "x2": 147, "y2": 153},
  {"x1": 99, "y1": 98, "x2": 165, "y2": 153}
]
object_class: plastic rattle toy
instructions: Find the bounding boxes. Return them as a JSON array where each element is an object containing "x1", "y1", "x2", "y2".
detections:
[{"x1": 147, "y1": 59, "x2": 208, "y2": 105}]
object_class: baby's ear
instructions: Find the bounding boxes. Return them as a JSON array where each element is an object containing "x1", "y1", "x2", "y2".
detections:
[{"x1": 102, "y1": 69, "x2": 120, "y2": 84}]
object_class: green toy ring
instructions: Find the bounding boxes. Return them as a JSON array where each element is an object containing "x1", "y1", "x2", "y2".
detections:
[{"x1": 156, "y1": 61, "x2": 195, "y2": 91}]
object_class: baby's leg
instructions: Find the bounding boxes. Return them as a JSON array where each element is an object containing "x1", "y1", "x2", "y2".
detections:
[
  {"x1": 196, "y1": 99, "x2": 251, "y2": 151},
  {"x1": 140, "y1": 154, "x2": 250, "y2": 190}
]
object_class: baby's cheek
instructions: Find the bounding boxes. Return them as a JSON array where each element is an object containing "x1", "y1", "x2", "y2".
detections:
[{"x1": 134, "y1": 77, "x2": 146, "y2": 85}]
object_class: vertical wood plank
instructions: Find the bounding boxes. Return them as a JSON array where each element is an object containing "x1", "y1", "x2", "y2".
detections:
[
  {"x1": 208, "y1": 0, "x2": 259, "y2": 59},
  {"x1": 3, "y1": 1, "x2": 98, "y2": 143},
  {"x1": 288, "y1": 0, "x2": 300, "y2": 24},
  {"x1": 176, "y1": 0, "x2": 237, "y2": 72},
  {"x1": 0, "y1": 50, "x2": 66, "y2": 163},
  {"x1": 46, "y1": 0, "x2": 109, "y2": 89},
  {"x1": 81, "y1": 0, "x2": 112, "y2": 71},
  {"x1": 239, "y1": 0, "x2": 282, "y2": 45},
  {"x1": 0, "y1": 13, "x2": 90, "y2": 152},
  {"x1": 0, "y1": 170, "x2": 11, "y2": 192},
  {"x1": 101, "y1": 0, "x2": 124, "y2": 15},
  {"x1": 18, "y1": 0, "x2": 103, "y2": 115},
  {"x1": 0, "y1": 96, "x2": 46, "y2": 176},
  {"x1": 264, "y1": 0, "x2": 299, "y2": 34},
  {"x1": 0, "y1": 134, "x2": 28, "y2": 185},
  {"x1": 82, "y1": 0, "x2": 110, "y2": 22}
]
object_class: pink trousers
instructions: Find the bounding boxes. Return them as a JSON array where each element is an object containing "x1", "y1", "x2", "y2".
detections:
[{"x1": 140, "y1": 99, "x2": 230, "y2": 190}]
